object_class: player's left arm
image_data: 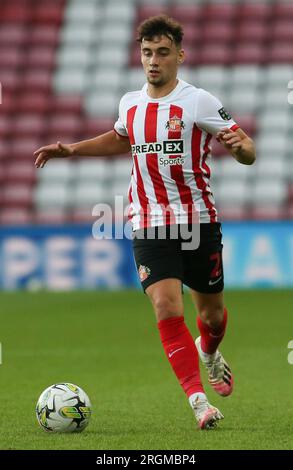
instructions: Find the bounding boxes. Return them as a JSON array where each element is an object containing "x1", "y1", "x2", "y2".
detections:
[
  {"x1": 216, "y1": 127, "x2": 256, "y2": 165},
  {"x1": 195, "y1": 90, "x2": 256, "y2": 166}
]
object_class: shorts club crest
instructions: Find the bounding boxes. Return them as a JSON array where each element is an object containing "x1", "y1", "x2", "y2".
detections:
[{"x1": 138, "y1": 265, "x2": 151, "y2": 282}]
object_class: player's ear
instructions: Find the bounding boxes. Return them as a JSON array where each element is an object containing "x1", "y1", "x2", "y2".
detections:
[{"x1": 177, "y1": 49, "x2": 185, "y2": 65}]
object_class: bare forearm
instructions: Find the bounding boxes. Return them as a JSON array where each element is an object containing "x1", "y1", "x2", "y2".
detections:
[
  {"x1": 70, "y1": 130, "x2": 131, "y2": 157},
  {"x1": 231, "y1": 137, "x2": 256, "y2": 165}
]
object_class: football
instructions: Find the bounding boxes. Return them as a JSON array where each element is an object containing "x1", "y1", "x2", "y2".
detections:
[{"x1": 36, "y1": 383, "x2": 92, "y2": 433}]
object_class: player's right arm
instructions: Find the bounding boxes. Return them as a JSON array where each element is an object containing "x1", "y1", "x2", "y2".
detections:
[{"x1": 34, "y1": 130, "x2": 131, "y2": 168}]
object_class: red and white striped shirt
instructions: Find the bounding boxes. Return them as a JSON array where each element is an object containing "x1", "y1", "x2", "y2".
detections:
[{"x1": 114, "y1": 79, "x2": 239, "y2": 230}]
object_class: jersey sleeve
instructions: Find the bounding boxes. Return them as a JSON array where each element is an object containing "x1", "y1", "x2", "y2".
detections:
[
  {"x1": 114, "y1": 95, "x2": 129, "y2": 138},
  {"x1": 195, "y1": 89, "x2": 239, "y2": 136}
]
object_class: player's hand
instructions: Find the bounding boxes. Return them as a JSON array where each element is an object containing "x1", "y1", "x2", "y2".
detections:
[
  {"x1": 216, "y1": 127, "x2": 242, "y2": 153},
  {"x1": 34, "y1": 141, "x2": 74, "y2": 168}
]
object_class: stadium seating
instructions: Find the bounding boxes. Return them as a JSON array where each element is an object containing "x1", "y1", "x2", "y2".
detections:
[{"x1": 0, "y1": 0, "x2": 292, "y2": 224}]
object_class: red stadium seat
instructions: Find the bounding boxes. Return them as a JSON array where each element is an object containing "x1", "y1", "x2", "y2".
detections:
[
  {"x1": 14, "y1": 114, "x2": 47, "y2": 137},
  {"x1": 0, "y1": 163, "x2": 5, "y2": 184},
  {"x1": 251, "y1": 206, "x2": 286, "y2": 220},
  {"x1": 203, "y1": 3, "x2": 237, "y2": 21},
  {"x1": 17, "y1": 92, "x2": 52, "y2": 114},
  {"x1": 272, "y1": 21, "x2": 293, "y2": 42},
  {"x1": 2, "y1": 184, "x2": 33, "y2": 208},
  {"x1": 137, "y1": 6, "x2": 169, "y2": 21},
  {"x1": 169, "y1": 5, "x2": 202, "y2": 24},
  {"x1": 32, "y1": 5, "x2": 64, "y2": 25},
  {"x1": 84, "y1": 118, "x2": 116, "y2": 139},
  {"x1": 0, "y1": 116, "x2": 13, "y2": 137},
  {"x1": 1, "y1": 0, "x2": 30, "y2": 6},
  {"x1": 34, "y1": 208, "x2": 68, "y2": 225},
  {"x1": 0, "y1": 141, "x2": 10, "y2": 160},
  {"x1": 233, "y1": 115, "x2": 257, "y2": 136},
  {"x1": 0, "y1": 25, "x2": 28, "y2": 46},
  {"x1": 286, "y1": 203, "x2": 293, "y2": 220},
  {"x1": 22, "y1": 70, "x2": 52, "y2": 92},
  {"x1": 1, "y1": 0, "x2": 30, "y2": 4},
  {"x1": 50, "y1": 95, "x2": 83, "y2": 114},
  {"x1": 237, "y1": 22, "x2": 269, "y2": 42},
  {"x1": 181, "y1": 45, "x2": 201, "y2": 66},
  {"x1": 48, "y1": 114, "x2": 84, "y2": 137},
  {"x1": 130, "y1": 47, "x2": 141, "y2": 67},
  {"x1": 28, "y1": 26, "x2": 60, "y2": 47},
  {"x1": 5, "y1": 161, "x2": 36, "y2": 185},
  {"x1": 45, "y1": 133, "x2": 76, "y2": 145},
  {"x1": 0, "y1": 5, "x2": 31, "y2": 22},
  {"x1": 10, "y1": 137, "x2": 42, "y2": 160},
  {"x1": 71, "y1": 208, "x2": 95, "y2": 223},
  {"x1": 199, "y1": 44, "x2": 232, "y2": 65},
  {"x1": 269, "y1": 43, "x2": 293, "y2": 63},
  {"x1": 219, "y1": 206, "x2": 250, "y2": 221},
  {"x1": 0, "y1": 91, "x2": 16, "y2": 113},
  {"x1": 0, "y1": 208, "x2": 33, "y2": 225},
  {"x1": 273, "y1": 2, "x2": 293, "y2": 19},
  {"x1": 26, "y1": 47, "x2": 56, "y2": 69},
  {"x1": 202, "y1": 22, "x2": 234, "y2": 43},
  {"x1": 181, "y1": 24, "x2": 202, "y2": 46},
  {"x1": 0, "y1": 48, "x2": 24, "y2": 68},
  {"x1": 233, "y1": 44, "x2": 266, "y2": 64},
  {"x1": 239, "y1": 2, "x2": 272, "y2": 20},
  {"x1": 0, "y1": 2, "x2": 69, "y2": 226},
  {"x1": 287, "y1": 184, "x2": 293, "y2": 202},
  {"x1": 0, "y1": 70, "x2": 21, "y2": 91}
]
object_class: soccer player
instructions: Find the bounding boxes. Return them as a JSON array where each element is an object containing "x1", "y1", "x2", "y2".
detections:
[{"x1": 34, "y1": 16, "x2": 256, "y2": 429}]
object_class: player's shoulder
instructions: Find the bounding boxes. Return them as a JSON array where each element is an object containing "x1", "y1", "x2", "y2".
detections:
[
  {"x1": 180, "y1": 79, "x2": 220, "y2": 101},
  {"x1": 178, "y1": 79, "x2": 208, "y2": 102},
  {"x1": 196, "y1": 87, "x2": 221, "y2": 104},
  {"x1": 118, "y1": 89, "x2": 143, "y2": 107}
]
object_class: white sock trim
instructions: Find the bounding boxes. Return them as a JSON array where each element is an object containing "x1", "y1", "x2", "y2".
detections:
[
  {"x1": 197, "y1": 337, "x2": 217, "y2": 362},
  {"x1": 189, "y1": 392, "x2": 207, "y2": 407}
]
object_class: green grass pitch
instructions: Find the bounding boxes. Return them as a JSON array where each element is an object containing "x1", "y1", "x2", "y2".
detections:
[{"x1": 0, "y1": 289, "x2": 292, "y2": 450}]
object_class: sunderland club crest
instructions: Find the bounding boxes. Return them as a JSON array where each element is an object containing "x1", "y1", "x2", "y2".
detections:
[
  {"x1": 138, "y1": 265, "x2": 151, "y2": 282},
  {"x1": 165, "y1": 115, "x2": 185, "y2": 132}
]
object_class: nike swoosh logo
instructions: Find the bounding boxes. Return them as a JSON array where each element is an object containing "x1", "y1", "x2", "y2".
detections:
[
  {"x1": 168, "y1": 347, "x2": 186, "y2": 358},
  {"x1": 209, "y1": 277, "x2": 222, "y2": 286}
]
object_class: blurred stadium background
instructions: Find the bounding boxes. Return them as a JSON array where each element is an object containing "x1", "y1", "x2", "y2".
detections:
[
  {"x1": 0, "y1": 0, "x2": 293, "y2": 451},
  {"x1": 0, "y1": 0, "x2": 292, "y2": 290}
]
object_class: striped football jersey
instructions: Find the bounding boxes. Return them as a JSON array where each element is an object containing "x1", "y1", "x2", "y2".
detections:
[{"x1": 114, "y1": 79, "x2": 239, "y2": 230}]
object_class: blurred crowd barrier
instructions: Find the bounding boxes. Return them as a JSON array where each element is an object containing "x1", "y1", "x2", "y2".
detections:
[{"x1": 0, "y1": 221, "x2": 292, "y2": 290}]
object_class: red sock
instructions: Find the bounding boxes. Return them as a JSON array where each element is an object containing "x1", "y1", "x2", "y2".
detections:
[
  {"x1": 197, "y1": 308, "x2": 228, "y2": 355},
  {"x1": 157, "y1": 316, "x2": 204, "y2": 397}
]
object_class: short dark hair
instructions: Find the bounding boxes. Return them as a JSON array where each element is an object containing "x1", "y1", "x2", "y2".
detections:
[{"x1": 137, "y1": 15, "x2": 184, "y2": 48}]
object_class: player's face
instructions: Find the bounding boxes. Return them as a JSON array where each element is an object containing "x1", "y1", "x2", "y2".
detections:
[{"x1": 141, "y1": 35, "x2": 184, "y2": 87}]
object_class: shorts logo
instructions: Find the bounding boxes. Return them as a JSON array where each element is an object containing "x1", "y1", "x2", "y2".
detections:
[
  {"x1": 208, "y1": 276, "x2": 222, "y2": 286},
  {"x1": 218, "y1": 107, "x2": 232, "y2": 121},
  {"x1": 131, "y1": 140, "x2": 184, "y2": 155},
  {"x1": 138, "y1": 265, "x2": 151, "y2": 282},
  {"x1": 165, "y1": 115, "x2": 185, "y2": 132}
]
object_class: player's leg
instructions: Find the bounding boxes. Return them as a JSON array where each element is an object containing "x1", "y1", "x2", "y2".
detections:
[
  {"x1": 182, "y1": 222, "x2": 233, "y2": 397},
  {"x1": 145, "y1": 278, "x2": 223, "y2": 429},
  {"x1": 146, "y1": 278, "x2": 204, "y2": 400},
  {"x1": 132, "y1": 228, "x2": 223, "y2": 428},
  {"x1": 192, "y1": 290, "x2": 227, "y2": 353},
  {"x1": 191, "y1": 289, "x2": 233, "y2": 397}
]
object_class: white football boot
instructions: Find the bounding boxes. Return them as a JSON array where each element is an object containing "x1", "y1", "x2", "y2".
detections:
[
  {"x1": 190, "y1": 395, "x2": 224, "y2": 430},
  {"x1": 195, "y1": 337, "x2": 234, "y2": 397}
]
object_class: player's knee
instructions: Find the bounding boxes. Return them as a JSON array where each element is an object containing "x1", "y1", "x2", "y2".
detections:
[
  {"x1": 152, "y1": 296, "x2": 182, "y2": 322},
  {"x1": 200, "y1": 305, "x2": 224, "y2": 329}
]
